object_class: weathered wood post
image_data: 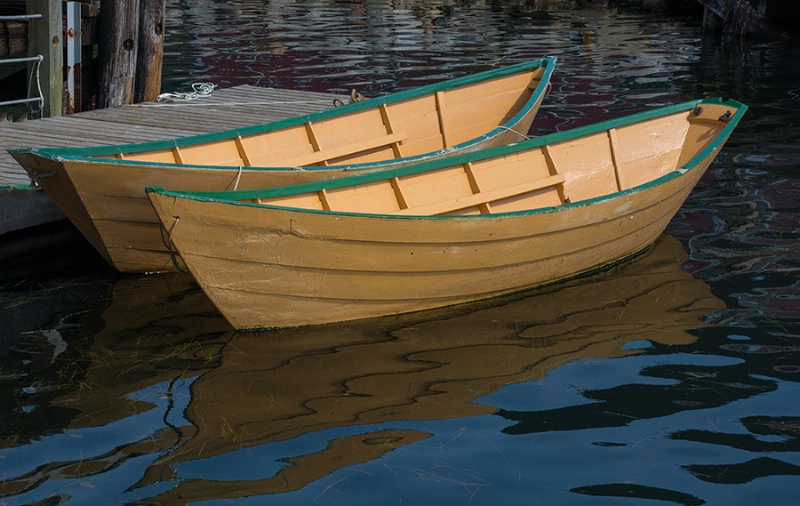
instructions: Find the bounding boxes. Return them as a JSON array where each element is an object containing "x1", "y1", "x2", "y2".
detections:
[
  {"x1": 700, "y1": 0, "x2": 784, "y2": 38},
  {"x1": 25, "y1": 0, "x2": 61, "y2": 117},
  {"x1": 701, "y1": 0, "x2": 723, "y2": 34},
  {"x1": 97, "y1": 0, "x2": 165, "y2": 108},
  {"x1": 97, "y1": 0, "x2": 139, "y2": 108},
  {"x1": 135, "y1": 0, "x2": 165, "y2": 102}
]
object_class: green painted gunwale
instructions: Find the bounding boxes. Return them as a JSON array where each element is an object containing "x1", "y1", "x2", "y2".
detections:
[
  {"x1": 10, "y1": 57, "x2": 556, "y2": 167},
  {"x1": 146, "y1": 97, "x2": 747, "y2": 221},
  {"x1": 1, "y1": 184, "x2": 37, "y2": 191}
]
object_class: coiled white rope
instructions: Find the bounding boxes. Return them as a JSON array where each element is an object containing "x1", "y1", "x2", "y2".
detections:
[{"x1": 157, "y1": 82, "x2": 218, "y2": 102}]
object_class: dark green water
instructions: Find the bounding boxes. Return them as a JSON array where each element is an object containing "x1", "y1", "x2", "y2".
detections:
[{"x1": 1, "y1": 1, "x2": 799, "y2": 504}]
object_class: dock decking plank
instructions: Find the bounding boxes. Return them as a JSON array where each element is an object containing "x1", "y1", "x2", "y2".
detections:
[
  {"x1": 0, "y1": 85, "x2": 341, "y2": 235},
  {"x1": 1, "y1": 85, "x2": 341, "y2": 184},
  {"x1": 0, "y1": 119, "x2": 200, "y2": 147}
]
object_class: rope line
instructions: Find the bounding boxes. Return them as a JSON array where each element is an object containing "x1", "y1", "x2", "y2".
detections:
[
  {"x1": 27, "y1": 168, "x2": 57, "y2": 182},
  {"x1": 332, "y1": 89, "x2": 367, "y2": 107},
  {"x1": 160, "y1": 216, "x2": 187, "y2": 273},
  {"x1": 234, "y1": 166, "x2": 243, "y2": 190},
  {"x1": 157, "y1": 82, "x2": 218, "y2": 102},
  {"x1": 496, "y1": 125, "x2": 530, "y2": 140}
]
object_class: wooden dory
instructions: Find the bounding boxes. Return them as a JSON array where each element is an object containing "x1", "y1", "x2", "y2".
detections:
[
  {"x1": 146, "y1": 98, "x2": 746, "y2": 330},
  {"x1": 10, "y1": 58, "x2": 555, "y2": 273}
]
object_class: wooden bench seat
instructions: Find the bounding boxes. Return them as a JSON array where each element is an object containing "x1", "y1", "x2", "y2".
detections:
[
  {"x1": 394, "y1": 174, "x2": 565, "y2": 216},
  {"x1": 275, "y1": 131, "x2": 407, "y2": 167}
]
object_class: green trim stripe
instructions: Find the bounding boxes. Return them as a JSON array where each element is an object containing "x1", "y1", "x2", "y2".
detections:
[
  {"x1": 147, "y1": 97, "x2": 746, "y2": 221},
  {"x1": 151, "y1": 98, "x2": 746, "y2": 204},
  {"x1": 12, "y1": 57, "x2": 555, "y2": 162}
]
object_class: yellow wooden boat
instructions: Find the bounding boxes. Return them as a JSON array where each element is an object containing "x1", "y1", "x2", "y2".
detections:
[
  {"x1": 10, "y1": 57, "x2": 555, "y2": 273},
  {"x1": 146, "y1": 97, "x2": 746, "y2": 330}
]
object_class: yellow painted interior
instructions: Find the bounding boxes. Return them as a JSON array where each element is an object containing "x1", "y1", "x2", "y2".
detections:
[
  {"x1": 253, "y1": 104, "x2": 733, "y2": 218},
  {"x1": 99, "y1": 69, "x2": 541, "y2": 168}
]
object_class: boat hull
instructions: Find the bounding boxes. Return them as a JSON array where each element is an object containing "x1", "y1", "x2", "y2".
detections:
[
  {"x1": 147, "y1": 160, "x2": 709, "y2": 330},
  {"x1": 146, "y1": 97, "x2": 746, "y2": 330},
  {"x1": 12, "y1": 58, "x2": 555, "y2": 273}
]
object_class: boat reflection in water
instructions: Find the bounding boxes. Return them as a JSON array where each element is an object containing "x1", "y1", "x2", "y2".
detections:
[{"x1": 0, "y1": 234, "x2": 724, "y2": 504}]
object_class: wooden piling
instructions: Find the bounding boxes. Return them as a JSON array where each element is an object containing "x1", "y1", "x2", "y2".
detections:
[
  {"x1": 699, "y1": 0, "x2": 786, "y2": 38},
  {"x1": 97, "y1": 0, "x2": 140, "y2": 108},
  {"x1": 96, "y1": 0, "x2": 165, "y2": 108},
  {"x1": 135, "y1": 0, "x2": 165, "y2": 103}
]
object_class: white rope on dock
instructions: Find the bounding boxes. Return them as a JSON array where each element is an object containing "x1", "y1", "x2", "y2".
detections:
[
  {"x1": 131, "y1": 81, "x2": 347, "y2": 108},
  {"x1": 156, "y1": 82, "x2": 218, "y2": 102}
]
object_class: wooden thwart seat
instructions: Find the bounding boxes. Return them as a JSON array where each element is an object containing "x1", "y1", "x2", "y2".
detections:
[
  {"x1": 274, "y1": 131, "x2": 408, "y2": 167},
  {"x1": 394, "y1": 174, "x2": 565, "y2": 216}
]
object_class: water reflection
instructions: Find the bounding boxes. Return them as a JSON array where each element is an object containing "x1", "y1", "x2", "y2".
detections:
[
  {"x1": 677, "y1": 416, "x2": 800, "y2": 484},
  {"x1": 162, "y1": 0, "x2": 701, "y2": 109},
  {"x1": 2, "y1": 1, "x2": 799, "y2": 503},
  {"x1": 0, "y1": 234, "x2": 726, "y2": 503}
]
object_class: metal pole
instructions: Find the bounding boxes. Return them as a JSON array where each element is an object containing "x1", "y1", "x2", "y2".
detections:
[
  {"x1": 0, "y1": 97, "x2": 45, "y2": 107},
  {"x1": 0, "y1": 55, "x2": 43, "y2": 65},
  {"x1": 0, "y1": 14, "x2": 43, "y2": 21}
]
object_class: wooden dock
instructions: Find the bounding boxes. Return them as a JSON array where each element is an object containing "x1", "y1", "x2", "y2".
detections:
[{"x1": 0, "y1": 85, "x2": 341, "y2": 235}]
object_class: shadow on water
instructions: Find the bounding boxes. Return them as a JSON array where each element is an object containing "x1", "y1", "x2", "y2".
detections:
[
  {"x1": 0, "y1": 221, "x2": 116, "y2": 351},
  {"x1": 1, "y1": 234, "x2": 731, "y2": 504}
]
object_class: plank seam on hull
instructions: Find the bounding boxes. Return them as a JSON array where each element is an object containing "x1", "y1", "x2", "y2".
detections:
[
  {"x1": 192, "y1": 230, "x2": 661, "y2": 305},
  {"x1": 180, "y1": 191, "x2": 682, "y2": 276}
]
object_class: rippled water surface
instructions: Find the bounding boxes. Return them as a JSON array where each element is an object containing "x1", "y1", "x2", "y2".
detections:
[{"x1": 1, "y1": 1, "x2": 799, "y2": 505}]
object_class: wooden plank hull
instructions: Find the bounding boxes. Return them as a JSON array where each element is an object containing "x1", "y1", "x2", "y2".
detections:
[
  {"x1": 146, "y1": 98, "x2": 747, "y2": 330},
  {"x1": 10, "y1": 58, "x2": 555, "y2": 273}
]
